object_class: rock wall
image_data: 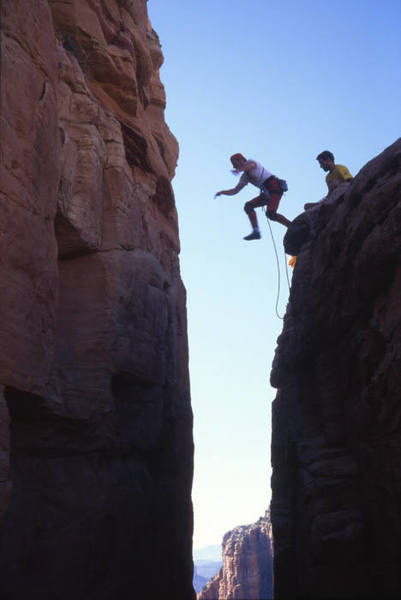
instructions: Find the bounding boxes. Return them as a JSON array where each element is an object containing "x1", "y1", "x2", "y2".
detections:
[
  {"x1": 198, "y1": 514, "x2": 273, "y2": 600},
  {"x1": 0, "y1": 1, "x2": 194, "y2": 598},
  {"x1": 270, "y1": 139, "x2": 401, "y2": 599}
]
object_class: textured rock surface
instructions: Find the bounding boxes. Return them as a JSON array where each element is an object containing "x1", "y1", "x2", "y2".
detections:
[
  {"x1": 198, "y1": 514, "x2": 273, "y2": 600},
  {"x1": 0, "y1": 1, "x2": 194, "y2": 598},
  {"x1": 271, "y1": 139, "x2": 401, "y2": 599}
]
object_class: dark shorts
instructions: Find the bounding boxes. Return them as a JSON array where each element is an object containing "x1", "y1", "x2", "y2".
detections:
[{"x1": 248, "y1": 176, "x2": 283, "y2": 212}]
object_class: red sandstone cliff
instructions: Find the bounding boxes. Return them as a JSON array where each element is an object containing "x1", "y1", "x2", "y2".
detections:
[
  {"x1": 0, "y1": 1, "x2": 194, "y2": 598},
  {"x1": 271, "y1": 139, "x2": 401, "y2": 599},
  {"x1": 198, "y1": 514, "x2": 273, "y2": 600}
]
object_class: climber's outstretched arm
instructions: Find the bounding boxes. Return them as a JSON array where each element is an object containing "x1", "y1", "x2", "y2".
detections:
[{"x1": 215, "y1": 180, "x2": 247, "y2": 197}]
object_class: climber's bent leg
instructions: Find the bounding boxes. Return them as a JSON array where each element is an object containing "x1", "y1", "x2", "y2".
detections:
[
  {"x1": 244, "y1": 197, "x2": 265, "y2": 230},
  {"x1": 266, "y1": 209, "x2": 291, "y2": 228},
  {"x1": 264, "y1": 188, "x2": 291, "y2": 227}
]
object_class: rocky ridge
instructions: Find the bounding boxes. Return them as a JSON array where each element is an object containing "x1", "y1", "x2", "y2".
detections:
[
  {"x1": 271, "y1": 139, "x2": 401, "y2": 599},
  {"x1": 198, "y1": 513, "x2": 273, "y2": 600},
  {"x1": 0, "y1": 1, "x2": 194, "y2": 598}
]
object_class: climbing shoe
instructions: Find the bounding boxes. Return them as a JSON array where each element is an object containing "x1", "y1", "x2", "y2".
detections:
[{"x1": 243, "y1": 230, "x2": 261, "y2": 241}]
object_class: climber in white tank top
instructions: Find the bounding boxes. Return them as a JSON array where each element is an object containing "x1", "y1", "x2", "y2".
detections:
[{"x1": 215, "y1": 153, "x2": 291, "y2": 240}]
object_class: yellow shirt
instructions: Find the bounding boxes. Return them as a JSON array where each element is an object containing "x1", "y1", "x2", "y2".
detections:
[{"x1": 326, "y1": 164, "x2": 353, "y2": 187}]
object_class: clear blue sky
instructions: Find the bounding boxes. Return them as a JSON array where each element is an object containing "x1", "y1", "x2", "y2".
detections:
[{"x1": 148, "y1": 0, "x2": 401, "y2": 550}]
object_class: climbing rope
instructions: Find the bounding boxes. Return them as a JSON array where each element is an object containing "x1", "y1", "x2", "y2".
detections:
[
  {"x1": 265, "y1": 213, "x2": 284, "y2": 320},
  {"x1": 264, "y1": 209, "x2": 291, "y2": 320}
]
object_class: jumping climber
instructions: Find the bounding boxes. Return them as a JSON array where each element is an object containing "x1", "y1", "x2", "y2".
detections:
[{"x1": 215, "y1": 153, "x2": 291, "y2": 240}]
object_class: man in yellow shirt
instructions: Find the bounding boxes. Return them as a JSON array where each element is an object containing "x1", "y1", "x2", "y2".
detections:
[
  {"x1": 290, "y1": 150, "x2": 353, "y2": 268},
  {"x1": 304, "y1": 150, "x2": 353, "y2": 211},
  {"x1": 316, "y1": 150, "x2": 353, "y2": 192}
]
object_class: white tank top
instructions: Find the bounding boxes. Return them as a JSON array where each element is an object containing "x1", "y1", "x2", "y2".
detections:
[{"x1": 239, "y1": 160, "x2": 272, "y2": 187}]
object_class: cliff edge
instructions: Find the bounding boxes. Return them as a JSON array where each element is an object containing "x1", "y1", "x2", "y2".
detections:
[
  {"x1": 0, "y1": 1, "x2": 194, "y2": 598},
  {"x1": 271, "y1": 138, "x2": 401, "y2": 599}
]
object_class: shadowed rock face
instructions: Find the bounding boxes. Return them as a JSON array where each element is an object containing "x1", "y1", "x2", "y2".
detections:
[
  {"x1": 198, "y1": 514, "x2": 273, "y2": 600},
  {"x1": 0, "y1": 1, "x2": 194, "y2": 598},
  {"x1": 271, "y1": 139, "x2": 401, "y2": 599}
]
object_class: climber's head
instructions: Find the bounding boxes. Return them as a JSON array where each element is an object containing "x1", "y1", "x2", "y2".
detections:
[
  {"x1": 316, "y1": 150, "x2": 335, "y2": 172},
  {"x1": 230, "y1": 153, "x2": 247, "y2": 169}
]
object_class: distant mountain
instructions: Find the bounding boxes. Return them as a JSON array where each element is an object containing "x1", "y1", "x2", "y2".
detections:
[
  {"x1": 193, "y1": 545, "x2": 222, "y2": 561},
  {"x1": 193, "y1": 570, "x2": 210, "y2": 595},
  {"x1": 192, "y1": 547, "x2": 223, "y2": 594},
  {"x1": 193, "y1": 561, "x2": 222, "y2": 594}
]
